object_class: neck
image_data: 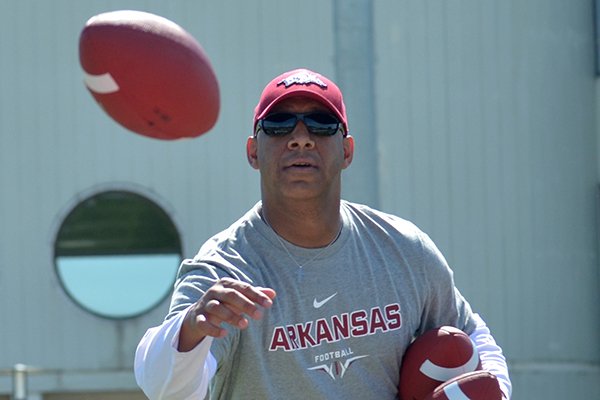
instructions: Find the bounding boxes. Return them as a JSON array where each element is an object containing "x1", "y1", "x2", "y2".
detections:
[{"x1": 261, "y1": 199, "x2": 342, "y2": 248}]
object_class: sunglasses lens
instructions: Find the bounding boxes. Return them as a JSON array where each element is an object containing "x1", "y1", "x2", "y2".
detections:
[
  {"x1": 304, "y1": 113, "x2": 340, "y2": 136},
  {"x1": 261, "y1": 113, "x2": 297, "y2": 136},
  {"x1": 260, "y1": 112, "x2": 341, "y2": 136}
]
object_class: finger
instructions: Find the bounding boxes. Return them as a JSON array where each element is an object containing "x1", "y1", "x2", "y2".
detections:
[
  {"x1": 227, "y1": 280, "x2": 276, "y2": 307},
  {"x1": 191, "y1": 311, "x2": 229, "y2": 338},
  {"x1": 219, "y1": 279, "x2": 275, "y2": 311},
  {"x1": 258, "y1": 287, "x2": 277, "y2": 302},
  {"x1": 184, "y1": 307, "x2": 229, "y2": 341},
  {"x1": 203, "y1": 298, "x2": 253, "y2": 328},
  {"x1": 207, "y1": 288, "x2": 263, "y2": 321}
]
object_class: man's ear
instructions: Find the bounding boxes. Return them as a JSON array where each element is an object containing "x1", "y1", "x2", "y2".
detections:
[
  {"x1": 342, "y1": 135, "x2": 354, "y2": 169},
  {"x1": 247, "y1": 136, "x2": 259, "y2": 169}
]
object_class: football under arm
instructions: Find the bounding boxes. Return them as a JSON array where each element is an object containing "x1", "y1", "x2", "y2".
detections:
[{"x1": 469, "y1": 313, "x2": 512, "y2": 399}]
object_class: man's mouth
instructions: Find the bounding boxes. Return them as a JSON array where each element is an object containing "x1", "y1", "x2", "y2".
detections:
[
  {"x1": 290, "y1": 162, "x2": 313, "y2": 168},
  {"x1": 284, "y1": 158, "x2": 317, "y2": 169}
]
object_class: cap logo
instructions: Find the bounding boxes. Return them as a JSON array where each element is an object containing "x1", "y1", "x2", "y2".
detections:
[{"x1": 278, "y1": 71, "x2": 327, "y2": 89}]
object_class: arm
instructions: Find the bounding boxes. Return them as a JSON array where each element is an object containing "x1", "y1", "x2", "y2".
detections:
[
  {"x1": 469, "y1": 313, "x2": 512, "y2": 399},
  {"x1": 134, "y1": 307, "x2": 217, "y2": 400},
  {"x1": 134, "y1": 278, "x2": 276, "y2": 399},
  {"x1": 177, "y1": 278, "x2": 275, "y2": 352},
  {"x1": 415, "y1": 232, "x2": 511, "y2": 397}
]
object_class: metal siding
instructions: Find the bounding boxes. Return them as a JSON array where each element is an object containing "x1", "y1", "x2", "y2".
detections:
[
  {"x1": 0, "y1": 0, "x2": 599, "y2": 398},
  {"x1": 374, "y1": 0, "x2": 599, "y2": 398},
  {"x1": 0, "y1": 0, "x2": 336, "y2": 395},
  {"x1": 334, "y1": 0, "x2": 380, "y2": 206}
]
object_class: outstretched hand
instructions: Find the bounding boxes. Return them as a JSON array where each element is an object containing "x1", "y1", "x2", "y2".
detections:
[{"x1": 178, "y1": 278, "x2": 276, "y2": 352}]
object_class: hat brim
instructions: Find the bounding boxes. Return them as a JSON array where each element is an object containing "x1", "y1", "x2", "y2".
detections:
[{"x1": 254, "y1": 88, "x2": 348, "y2": 134}]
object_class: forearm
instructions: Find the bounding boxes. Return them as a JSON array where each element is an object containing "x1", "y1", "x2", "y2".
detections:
[
  {"x1": 134, "y1": 307, "x2": 216, "y2": 399},
  {"x1": 469, "y1": 313, "x2": 512, "y2": 399}
]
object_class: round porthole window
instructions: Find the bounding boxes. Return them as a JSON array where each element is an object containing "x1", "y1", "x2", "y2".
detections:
[{"x1": 54, "y1": 190, "x2": 182, "y2": 319}]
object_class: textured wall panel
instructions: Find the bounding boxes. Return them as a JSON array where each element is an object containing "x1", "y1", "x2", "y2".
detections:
[{"x1": 374, "y1": 0, "x2": 599, "y2": 398}]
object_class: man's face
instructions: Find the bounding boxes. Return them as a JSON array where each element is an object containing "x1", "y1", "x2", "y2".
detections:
[{"x1": 247, "y1": 97, "x2": 354, "y2": 204}]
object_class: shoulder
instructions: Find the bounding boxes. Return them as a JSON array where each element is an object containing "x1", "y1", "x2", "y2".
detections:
[
  {"x1": 174, "y1": 203, "x2": 264, "y2": 279},
  {"x1": 341, "y1": 200, "x2": 447, "y2": 268},
  {"x1": 194, "y1": 202, "x2": 264, "y2": 259},
  {"x1": 341, "y1": 200, "x2": 425, "y2": 241}
]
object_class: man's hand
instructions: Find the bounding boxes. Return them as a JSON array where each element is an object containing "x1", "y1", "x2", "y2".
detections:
[{"x1": 178, "y1": 278, "x2": 276, "y2": 352}]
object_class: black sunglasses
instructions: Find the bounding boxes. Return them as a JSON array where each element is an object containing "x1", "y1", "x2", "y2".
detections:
[{"x1": 257, "y1": 112, "x2": 344, "y2": 137}]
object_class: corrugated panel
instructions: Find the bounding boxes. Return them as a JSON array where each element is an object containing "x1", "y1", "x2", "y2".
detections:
[
  {"x1": 0, "y1": 0, "x2": 337, "y2": 393},
  {"x1": 1, "y1": 0, "x2": 599, "y2": 398},
  {"x1": 374, "y1": 0, "x2": 599, "y2": 397}
]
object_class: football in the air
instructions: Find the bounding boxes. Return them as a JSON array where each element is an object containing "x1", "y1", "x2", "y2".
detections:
[
  {"x1": 79, "y1": 10, "x2": 220, "y2": 140},
  {"x1": 424, "y1": 370, "x2": 503, "y2": 400},
  {"x1": 399, "y1": 326, "x2": 482, "y2": 400}
]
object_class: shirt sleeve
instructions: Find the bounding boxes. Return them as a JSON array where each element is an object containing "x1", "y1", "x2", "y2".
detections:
[
  {"x1": 134, "y1": 306, "x2": 217, "y2": 400},
  {"x1": 469, "y1": 313, "x2": 512, "y2": 399},
  {"x1": 417, "y1": 231, "x2": 476, "y2": 335}
]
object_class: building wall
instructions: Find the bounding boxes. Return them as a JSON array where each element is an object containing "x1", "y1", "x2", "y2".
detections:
[
  {"x1": 373, "y1": 1, "x2": 600, "y2": 398},
  {"x1": 0, "y1": 0, "x2": 597, "y2": 398}
]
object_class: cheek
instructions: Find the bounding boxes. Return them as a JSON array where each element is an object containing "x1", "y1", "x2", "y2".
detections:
[
  {"x1": 256, "y1": 142, "x2": 280, "y2": 170},
  {"x1": 333, "y1": 143, "x2": 348, "y2": 167}
]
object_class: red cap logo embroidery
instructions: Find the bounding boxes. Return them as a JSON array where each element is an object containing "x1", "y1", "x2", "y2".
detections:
[{"x1": 278, "y1": 71, "x2": 327, "y2": 88}]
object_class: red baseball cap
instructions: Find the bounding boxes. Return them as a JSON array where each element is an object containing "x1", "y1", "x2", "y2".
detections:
[{"x1": 253, "y1": 68, "x2": 348, "y2": 134}]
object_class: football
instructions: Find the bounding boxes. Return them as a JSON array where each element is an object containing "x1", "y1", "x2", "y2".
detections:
[
  {"x1": 399, "y1": 326, "x2": 481, "y2": 400},
  {"x1": 79, "y1": 10, "x2": 220, "y2": 140},
  {"x1": 423, "y1": 370, "x2": 503, "y2": 400}
]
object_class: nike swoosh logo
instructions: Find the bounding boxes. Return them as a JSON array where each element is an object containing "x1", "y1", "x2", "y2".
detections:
[{"x1": 313, "y1": 292, "x2": 338, "y2": 308}]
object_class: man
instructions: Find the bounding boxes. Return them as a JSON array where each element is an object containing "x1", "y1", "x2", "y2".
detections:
[{"x1": 135, "y1": 68, "x2": 511, "y2": 399}]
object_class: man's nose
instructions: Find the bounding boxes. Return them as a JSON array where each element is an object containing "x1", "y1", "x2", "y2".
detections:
[{"x1": 287, "y1": 121, "x2": 315, "y2": 150}]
